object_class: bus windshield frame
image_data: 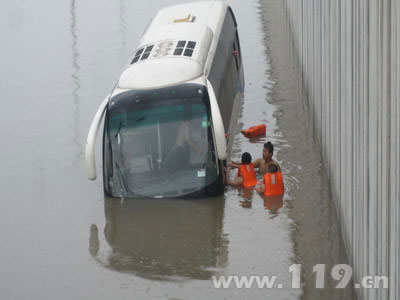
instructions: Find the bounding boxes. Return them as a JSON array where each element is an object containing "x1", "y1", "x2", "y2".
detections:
[{"x1": 103, "y1": 83, "x2": 222, "y2": 199}]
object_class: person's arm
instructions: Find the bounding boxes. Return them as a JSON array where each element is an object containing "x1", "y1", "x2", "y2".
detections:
[
  {"x1": 255, "y1": 178, "x2": 265, "y2": 194},
  {"x1": 253, "y1": 158, "x2": 261, "y2": 169},
  {"x1": 229, "y1": 161, "x2": 241, "y2": 169},
  {"x1": 255, "y1": 183, "x2": 265, "y2": 194}
]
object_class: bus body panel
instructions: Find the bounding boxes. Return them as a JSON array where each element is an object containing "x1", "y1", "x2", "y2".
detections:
[{"x1": 86, "y1": 1, "x2": 244, "y2": 198}]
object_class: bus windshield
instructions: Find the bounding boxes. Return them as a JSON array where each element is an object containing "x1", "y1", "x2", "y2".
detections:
[{"x1": 104, "y1": 85, "x2": 219, "y2": 198}]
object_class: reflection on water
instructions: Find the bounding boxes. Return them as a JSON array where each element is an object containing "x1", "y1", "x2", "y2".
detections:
[
  {"x1": 89, "y1": 197, "x2": 228, "y2": 281},
  {"x1": 234, "y1": 186, "x2": 255, "y2": 202},
  {"x1": 239, "y1": 199, "x2": 252, "y2": 209},
  {"x1": 263, "y1": 194, "x2": 283, "y2": 211},
  {"x1": 233, "y1": 186, "x2": 284, "y2": 217},
  {"x1": 236, "y1": 187, "x2": 255, "y2": 208}
]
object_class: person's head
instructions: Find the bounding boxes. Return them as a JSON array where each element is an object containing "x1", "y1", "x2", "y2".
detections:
[
  {"x1": 267, "y1": 163, "x2": 278, "y2": 173},
  {"x1": 241, "y1": 152, "x2": 252, "y2": 164},
  {"x1": 262, "y1": 142, "x2": 274, "y2": 160}
]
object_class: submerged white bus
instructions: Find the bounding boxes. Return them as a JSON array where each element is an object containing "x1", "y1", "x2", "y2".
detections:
[{"x1": 85, "y1": 1, "x2": 244, "y2": 198}]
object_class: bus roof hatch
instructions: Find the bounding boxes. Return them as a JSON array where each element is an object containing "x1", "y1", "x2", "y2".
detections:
[{"x1": 174, "y1": 14, "x2": 195, "y2": 23}]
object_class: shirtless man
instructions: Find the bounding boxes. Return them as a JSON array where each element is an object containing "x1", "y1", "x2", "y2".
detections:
[{"x1": 253, "y1": 141, "x2": 281, "y2": 175}]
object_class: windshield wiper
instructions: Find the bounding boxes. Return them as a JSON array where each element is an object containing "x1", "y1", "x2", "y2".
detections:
[
  {"x1": 114, "y1": 122, "x2": 125, "y2": 145},
  {"x1": 114, "y1": 122, "x2": 125, "y2": 137},
  {"x1": 114, "y1": 162, "x2": 148, "y2": 198}
]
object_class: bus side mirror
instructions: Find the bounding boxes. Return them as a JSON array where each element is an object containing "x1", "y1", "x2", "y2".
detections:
[
  {"x1": 206, "y1": 80, "x2": 227, "y2": 160},
  {"x1": 85, "y1": 95, "x2": 110, "y2": 180}
]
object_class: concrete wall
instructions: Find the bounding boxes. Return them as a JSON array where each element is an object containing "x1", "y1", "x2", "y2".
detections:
[{"x1": 278, "y1": 0, "x2": 399, "y2": 299}]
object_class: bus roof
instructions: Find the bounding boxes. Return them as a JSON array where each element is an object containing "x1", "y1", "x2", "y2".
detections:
[{"x1": 117, "y1": 1, "x2": 228, "y2": 90}]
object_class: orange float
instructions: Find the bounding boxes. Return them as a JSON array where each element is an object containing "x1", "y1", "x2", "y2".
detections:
[{"x1": 241, "y1": 124, "x2": 266, "y2": 138}]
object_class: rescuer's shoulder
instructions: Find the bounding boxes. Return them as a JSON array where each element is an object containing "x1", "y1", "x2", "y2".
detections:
[
  {"x1": 253, "y1": 158, "x2": 262, "y2": 168},
  {"x1": 272, "y1": 160, "x2": 282, "y2": 171}
]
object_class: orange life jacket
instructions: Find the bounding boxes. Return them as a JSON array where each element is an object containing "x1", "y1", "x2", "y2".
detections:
[
  {"x1": 238, "y1": 164, "x2": 257, "y2": 188},
  {"x1": 264, "y1": 171, "x2": 284, "y2": 196},
  {"x1": 241, "y1": 124, "x2": 266, "y2": 138}
]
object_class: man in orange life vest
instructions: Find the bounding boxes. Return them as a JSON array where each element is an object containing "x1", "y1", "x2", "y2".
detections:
[
  {"x1": 256, "y1": 164, "x2": 284, "y2": 196},
  {"x1": 253, "y1": 141, "x2": 281, "y2": 175},
  {"x1": 225, "y1": 152, "x2": 257, "y2": 187}
]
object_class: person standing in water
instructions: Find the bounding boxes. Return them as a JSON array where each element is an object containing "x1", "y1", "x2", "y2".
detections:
[{"x1": 253, "y1": 141, "x2": 281, "y2": 175}]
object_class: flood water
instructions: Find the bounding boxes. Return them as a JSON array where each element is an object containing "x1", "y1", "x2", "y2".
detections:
[{"x1": 1, "y1": 0, "x2": 353, "y2": 299}]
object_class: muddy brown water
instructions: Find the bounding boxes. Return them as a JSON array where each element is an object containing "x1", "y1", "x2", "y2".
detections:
[{"x1": 0, "y1": 0, "x2": 354, "y2": 299}]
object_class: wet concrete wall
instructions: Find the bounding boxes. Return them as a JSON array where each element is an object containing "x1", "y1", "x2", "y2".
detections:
[{"x1": 274, "y1": 0, "x2": 399, "y2": 299}]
